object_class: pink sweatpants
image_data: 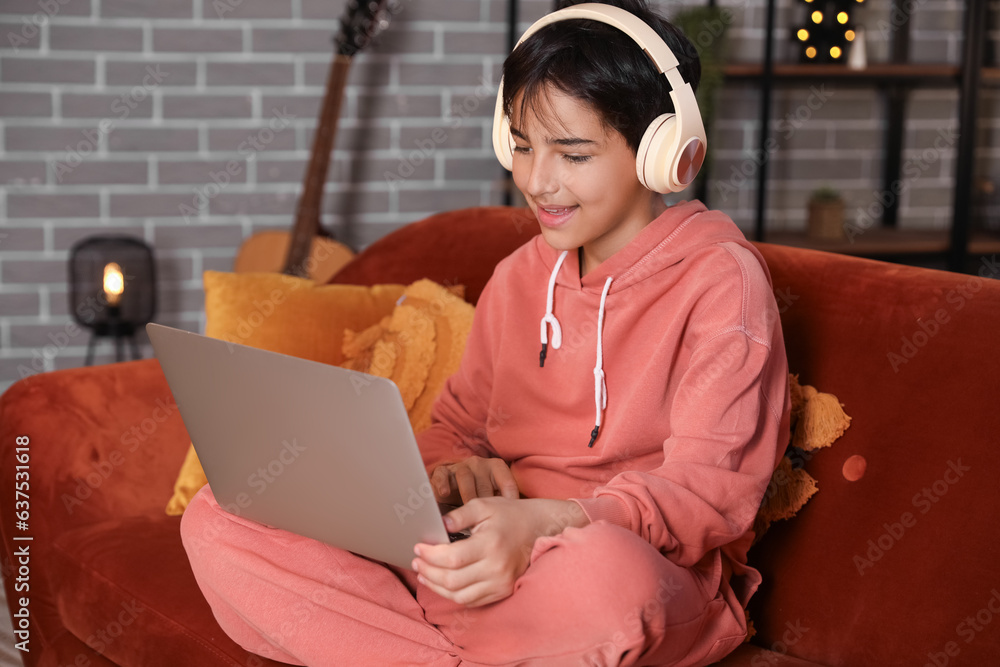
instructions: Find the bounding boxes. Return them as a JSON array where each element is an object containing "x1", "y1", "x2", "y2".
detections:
[{"x1": 180, "y1": 485, "x2": 747, "y2": 667}]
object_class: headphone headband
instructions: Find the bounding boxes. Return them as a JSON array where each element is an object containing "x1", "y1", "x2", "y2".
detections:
[
  {"x1": 492, "y1": 2, "x2": 706, "y2": 194},
  {"x1": 513, "y1": 4, "x2": 679, "y2": 74}
]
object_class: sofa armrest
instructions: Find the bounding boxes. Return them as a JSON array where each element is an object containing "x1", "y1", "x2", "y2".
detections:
[
  {"x1": 0, "y1": 358, "x2": 191, "y2": 663},
  {"x1": 0, "y1": 358, "x2": 190, "y2": 534}
]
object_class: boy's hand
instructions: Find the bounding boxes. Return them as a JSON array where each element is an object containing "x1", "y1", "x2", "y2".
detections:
[
  {"x1": 430, "y1": 456, "x2": 519, "y2": 505},
  {"x1": 412, "y1": 497, "x2": 589, "y2": 607}
]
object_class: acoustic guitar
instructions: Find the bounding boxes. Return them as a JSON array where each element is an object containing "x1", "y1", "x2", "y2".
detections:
[{"x1": 233, "y1": 0, "x2": 394, "y2": 283}]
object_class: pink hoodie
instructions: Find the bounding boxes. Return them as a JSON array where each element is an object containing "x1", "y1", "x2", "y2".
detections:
[{"x1": 418, "y1": 199, "x2": 791, "y2": 611}]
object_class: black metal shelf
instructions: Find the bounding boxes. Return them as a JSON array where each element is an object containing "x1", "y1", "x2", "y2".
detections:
[
  {"x1": 725, "y1": 62, "x2": 1000, "y2": 84},
  {"x1": 726, "y1": 0, "x2": 993, "y2": 273}
]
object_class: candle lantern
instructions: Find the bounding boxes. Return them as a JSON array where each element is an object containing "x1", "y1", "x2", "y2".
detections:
[{"x1": 68, "y1": 235, "x2": 157, "y2": 366}]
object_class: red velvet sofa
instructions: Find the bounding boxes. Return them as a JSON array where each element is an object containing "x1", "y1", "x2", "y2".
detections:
[{"x1": 2, "y1": 206, "x2": 998, "y2": 667}]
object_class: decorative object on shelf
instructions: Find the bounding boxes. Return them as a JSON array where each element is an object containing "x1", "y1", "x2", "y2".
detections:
[
  {"x1": 795, "y1": 0, "x2": 865, "y2": 64},
  {"x1": 807, "y1": 186, "x2": 847, "y2": 239},
  {"x1": 847, "y1": 25, "x2": 867, "y2": 69},
  {"x1": 68, "y1": 235, "x2": 157, "y2": 365}
]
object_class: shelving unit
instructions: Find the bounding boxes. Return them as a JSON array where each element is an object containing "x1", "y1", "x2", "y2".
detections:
[{"x1": 723, "y1": 0, "x2": 999, "y2": 272}]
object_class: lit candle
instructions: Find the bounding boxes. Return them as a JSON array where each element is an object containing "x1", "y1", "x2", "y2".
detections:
[{"x1": 103, "y1": 262, "x2": 124, "y2": 307}]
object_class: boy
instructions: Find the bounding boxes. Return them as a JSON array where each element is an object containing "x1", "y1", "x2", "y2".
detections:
[{"x1": 181, "y1": 1, "x2": 791, "y2": 665}]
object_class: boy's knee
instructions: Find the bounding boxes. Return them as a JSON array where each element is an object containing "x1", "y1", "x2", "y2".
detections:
[
  {"x1": 559, "y1": 522, "x2": 659, "y2": 571},
  {"x1": 549, "y1": 522, "x2": 700, "y2": 613}
]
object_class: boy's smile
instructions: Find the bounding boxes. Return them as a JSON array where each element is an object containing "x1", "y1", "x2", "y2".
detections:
[{"x1": 510, "y1": 84, "x2": 667, "y2": 277}]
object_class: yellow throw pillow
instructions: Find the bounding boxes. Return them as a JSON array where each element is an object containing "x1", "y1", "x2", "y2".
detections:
[
  {"x1": 164, "y1": 272, "x2": 407, "y2": 516},
  {"x1": 341, "y1": 279, "x2": 474, "y2": 434},
  {"x1": 751, "y1": 373, "x2": 852, "y2": 541},
  {"x1": 202, "y1": 270, "x2": 406, "y2": 366}
]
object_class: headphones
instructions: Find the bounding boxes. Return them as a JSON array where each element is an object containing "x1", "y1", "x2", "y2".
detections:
[{"x1": 492, "y1": 3, "x2": 706, "y2": 194}]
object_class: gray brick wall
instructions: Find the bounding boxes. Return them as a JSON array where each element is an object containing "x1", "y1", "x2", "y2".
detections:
[{"x1": 0, "y1": 0, "x2": 990, "y2": 393}]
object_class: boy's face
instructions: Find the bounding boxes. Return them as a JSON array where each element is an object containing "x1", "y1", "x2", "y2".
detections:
[{"x1": 509, "y1": 85, "x2": 665, "y2": 273}]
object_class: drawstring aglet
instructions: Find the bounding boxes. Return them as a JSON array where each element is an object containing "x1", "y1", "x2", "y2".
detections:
[
  {"x1": 587, "y1": 425, "x2": 599, "y2": 448},
  {"x1": 539, "y1": 342, "x2": 548, "y2": 367}
]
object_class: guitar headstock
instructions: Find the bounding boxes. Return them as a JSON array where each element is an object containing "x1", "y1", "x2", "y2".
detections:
[{"x1": 334, "y1": 0, "x2": 397, "y2": 57}]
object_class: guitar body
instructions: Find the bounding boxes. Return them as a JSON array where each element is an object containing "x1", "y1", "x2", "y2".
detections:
[{"x1": 233, "y1": 231, "x2": 355, "y2": 284}]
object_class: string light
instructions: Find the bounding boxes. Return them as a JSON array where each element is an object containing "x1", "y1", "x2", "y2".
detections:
[{"x1": 796, "y1": 0, "x2": 858, "y2": 65}]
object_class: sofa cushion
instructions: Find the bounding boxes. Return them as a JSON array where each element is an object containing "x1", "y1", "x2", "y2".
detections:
[
  {"x1": 746, "y1": 243, "x2": 1000, "y2": 664},
  {"x1": 50, "y1": 515, "x2": 288, "y2": 667},
  {"x1": 329, "y1": 206, "x2": 540, "y2": 304}
]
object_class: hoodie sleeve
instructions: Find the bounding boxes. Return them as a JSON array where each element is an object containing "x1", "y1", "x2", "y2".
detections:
[
  {"x1": 572, "y1": 255, "x2": 791, "y2": 567},
  {"x1": 417, "y1": 277, "x2": 502, "y2": 475}
]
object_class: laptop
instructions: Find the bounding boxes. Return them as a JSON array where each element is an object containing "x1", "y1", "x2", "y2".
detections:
[{"x1": 146, "y1": 322, "x2": 467, "y2": 571}]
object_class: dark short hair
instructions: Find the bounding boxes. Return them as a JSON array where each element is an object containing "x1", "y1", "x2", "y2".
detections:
[{"x1": 502, "y1": 0, "x2": 700, "y2": 154}]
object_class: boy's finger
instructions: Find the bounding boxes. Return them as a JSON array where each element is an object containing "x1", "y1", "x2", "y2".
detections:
[
  {"x1": 475, "y1": 474, "x2": 494, "y2": 499},
  {"x1": 413, "y1": 555, "x2": 481, "y2": 592},
  {"x1": 441, "y1": 498, "x2": 490, "y2": 533},
  {"x1": 491, "y1": 465, "x2": 520, "y2": 499},
  {"x1": 454, "y1": 467, "x2": 478, "y2": 504},
  {"x1": 430, "y1": 467, "x2": 451, "y2": 500},
  {"x1": 415, "y1": 532, "x2": 480, "y2": 568}
]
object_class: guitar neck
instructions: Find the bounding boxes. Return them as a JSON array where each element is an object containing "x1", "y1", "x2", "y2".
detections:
[{"x1": 283, "y1": 54, "x2": 353, "y2": 278}]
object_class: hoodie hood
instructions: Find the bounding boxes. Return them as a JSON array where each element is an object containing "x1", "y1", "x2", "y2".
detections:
[{"x1": 533, "y1": 199, "x2": 762, "y2": 447}]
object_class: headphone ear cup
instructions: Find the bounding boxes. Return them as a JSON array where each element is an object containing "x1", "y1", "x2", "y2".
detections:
[
  {"x1": 636, "y1": 113, "x2": 679, "y2": 194},
  {"x1": 492, "y1": 85, "x2": 514, "y2": 171}
]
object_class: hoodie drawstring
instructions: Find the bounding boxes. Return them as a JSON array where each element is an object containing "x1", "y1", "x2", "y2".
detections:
[
  {"x1": 588, "y1": 276, "x2": 613, "y2": 447},
  {"x1": 539, "y1": 250, "x2": 568, "y2": 367},
  {"x1": 538, "y1": 251, "x2": 614, "y2": 447}
]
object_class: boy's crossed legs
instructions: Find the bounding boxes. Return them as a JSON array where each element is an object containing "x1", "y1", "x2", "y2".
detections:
[{"x1": 181, "y1": 485, "x2": 746, "y2": 667}]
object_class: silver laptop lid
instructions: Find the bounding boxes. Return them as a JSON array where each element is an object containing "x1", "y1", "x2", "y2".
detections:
[{"x1": 147, "y1": 322, "x2": 450, "y2": 570}]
